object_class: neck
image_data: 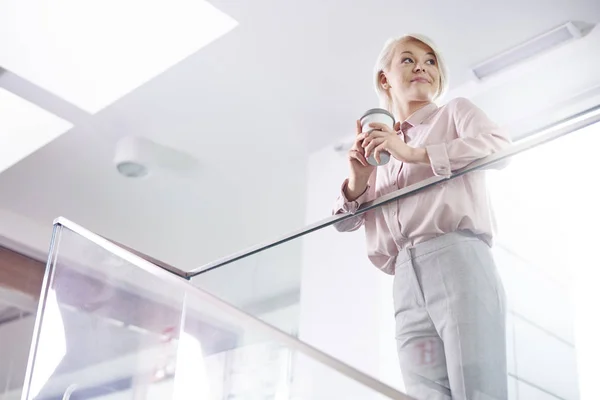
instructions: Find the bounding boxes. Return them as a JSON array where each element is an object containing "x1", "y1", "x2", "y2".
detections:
[{"x1": 394, "y1": 100, "x2": 432, "y2": 122}]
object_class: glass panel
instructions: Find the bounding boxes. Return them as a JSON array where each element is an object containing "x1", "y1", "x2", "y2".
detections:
[
  {"x1": 22, "y1": 226, "x2": 186, "y2": 400},
  {"x1": 487, "y1": 119, "x2": 600, "y2": 400},
  {"x1": 0, "y1": 293, "x2": 36, "y2": 398},
  {"x1": 193, "y1": 198, "x2": 411, "y2": 395},
  {"x1": 21, "y1": 224, "x2": 410, "y2": 399},
  {"x1": 192, "y1": 237, "x2": 302, "y2": 336},
  {"x1": 178, "y1": 283, "x2": 403, "y2": 400},
  {"x1": 190, "y1": 118, "x2": 600, "y2": 399}
]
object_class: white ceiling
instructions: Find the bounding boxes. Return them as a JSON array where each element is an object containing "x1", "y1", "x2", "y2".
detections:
[{"x1": 0, "y1": 0, "x2": 599, "y2": 275}]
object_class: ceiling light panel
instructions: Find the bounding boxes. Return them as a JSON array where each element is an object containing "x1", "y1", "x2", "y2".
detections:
[
  {"x1": 472, "y1": 21, "x2": 587, "y2": 80},
  {"x1": 0, "y1": 0, "x2": 238, "y2": 113},
  {"x1": 0, "y1": 88, "x2": 73, "y2": 173}
]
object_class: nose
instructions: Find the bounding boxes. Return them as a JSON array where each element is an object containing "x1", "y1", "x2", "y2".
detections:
[{"x1": 414, "y1": 62, "x2": 426, "y2": 73}]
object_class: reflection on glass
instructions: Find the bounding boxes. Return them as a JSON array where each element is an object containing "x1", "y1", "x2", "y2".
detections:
[{"x1": 21, "y1": 226, "x2": 186, "y2": 400}]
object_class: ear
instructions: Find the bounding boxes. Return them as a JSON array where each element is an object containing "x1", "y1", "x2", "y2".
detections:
[{"x1": 379, "y1": 72, "x2": 389, "y2": 89}]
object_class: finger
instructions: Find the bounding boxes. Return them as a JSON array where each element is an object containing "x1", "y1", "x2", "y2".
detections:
[
  {"x1": 363, "y1": 132, "x2": 381, "y2": 148},
  {"x1": 349, "y1": 150, "x2": 368, "y2": 167},
  {"x1": 362, "y1": 135, "x2": 371, "y2": 148},
  {"x1": 368, "y1": 122, "x2": 394, "y2": 133},
  {"x1": 363, "y1": 140, "x2": 371, "y2": 157},
  {"x1": 351, "y1": 142, "x2": 366, "y2": 154},
  {"x1": 362, "y1": 130, "x2": 381, "y2": 147},
  {"x1": 364, "y1": 138, "x2": 385, "y2": 158},
  {"x1": 355, "y1": 151, "x2": 369, "y2": 166},
  {"x1": 394, "y1": 121, "x2": 401, "y2": 131},
  {"x1": 374, "y1": 144, "x2": 386, "y2": 164},
  {"x1": 355, "y1": 132, "x2": 367, "y2": 142},
  {"x1": 365, "y1": 129, "x2": 387, "y2": 139},
  {"x1": 356, "y1": 120, "x2": 363, "y2": 135}
]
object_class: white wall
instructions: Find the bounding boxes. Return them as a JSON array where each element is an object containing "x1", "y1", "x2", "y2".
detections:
[{"x1": 0, "y1": 209, "x2": 51, "y2": 261}]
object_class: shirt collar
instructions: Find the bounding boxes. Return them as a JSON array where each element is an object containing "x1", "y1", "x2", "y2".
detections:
[{"x1": 402, "y1": 102, "x2": 439, "y2": 129}]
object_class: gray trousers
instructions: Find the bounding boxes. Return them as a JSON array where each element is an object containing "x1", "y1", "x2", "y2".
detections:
[{"x1": 393, "y1": 231, "x2": 508, "y2": 400}]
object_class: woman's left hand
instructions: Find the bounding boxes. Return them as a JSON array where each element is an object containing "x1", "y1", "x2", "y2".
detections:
[{"x1": 362, "y1": 122, "x2": 429, "y2": 164}]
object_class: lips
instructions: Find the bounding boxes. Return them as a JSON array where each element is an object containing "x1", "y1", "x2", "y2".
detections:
[{"x1": 411, "y1": 77, "x2": 430, "y2": 83}]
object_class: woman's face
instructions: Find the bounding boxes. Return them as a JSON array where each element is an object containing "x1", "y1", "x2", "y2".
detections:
[{"x1": 380, "y1": 39, "x2": 440, "y2": 103}]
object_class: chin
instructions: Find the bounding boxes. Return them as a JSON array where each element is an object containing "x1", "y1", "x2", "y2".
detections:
[{"x1": 408, "y1": 91, "x2": 435, "y2": 102}]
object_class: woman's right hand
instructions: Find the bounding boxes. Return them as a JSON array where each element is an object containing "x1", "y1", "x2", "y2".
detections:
[
  {"x1": 348, "y1": 120, "x2": 376, "y2": 182},
  {"x1": 344, "y1": 120, "x2": 375, "y2": 201}
]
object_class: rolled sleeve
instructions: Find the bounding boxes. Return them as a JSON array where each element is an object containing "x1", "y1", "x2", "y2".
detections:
[
  {"x1": 425, "y1": 143, "x2": 452, "y2": 177},
  {"x1": 423, "y1": 98, "x2": 512, "y2": 174},
  {"x1": 334, "y1": 179, "x2": 370, "y2": 214}
]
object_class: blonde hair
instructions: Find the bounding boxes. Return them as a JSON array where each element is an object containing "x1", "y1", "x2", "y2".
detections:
[{"x1": 373, "y1": 33, "x2": 449, "y2": 114}]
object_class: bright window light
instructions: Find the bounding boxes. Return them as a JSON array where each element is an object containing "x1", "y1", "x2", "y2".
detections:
[
  {"x1": 173, "y1": 332, "x2": 212, "y2": 400},
  {"x1": 28, "y1": 289, "x2": 67, "y2": 398},
  {"x1": 0, "y1": 88, "x2": 73, "y2": 173},
  {"x1": 0, "y1": 0, "x2": 238, "y2": 113},
  {"x1": 489, "y1": 120, "x2": 600, "y2": 400}
]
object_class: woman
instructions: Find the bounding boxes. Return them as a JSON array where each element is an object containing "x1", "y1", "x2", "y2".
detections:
[{"x1": 333, "y1": 34, "x2": 511, "y2": 400}]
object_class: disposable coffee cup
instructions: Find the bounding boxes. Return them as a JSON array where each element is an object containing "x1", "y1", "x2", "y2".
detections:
[{"x1": 359, "y1": 108, "x2": 396, "y2": 166}]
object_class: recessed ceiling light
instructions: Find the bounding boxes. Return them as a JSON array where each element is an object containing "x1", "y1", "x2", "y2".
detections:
[
  {"x1": 0, "y1": 0, "x2": 238, "y2": 113},
  {"x1": 0, "y1": 88, "x2": 73, "y2": 174}
]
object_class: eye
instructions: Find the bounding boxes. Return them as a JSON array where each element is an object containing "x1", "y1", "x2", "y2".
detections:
[
  {"x1": 401, "y1": 57, "x2": 414, "y2": 64},
  {"x1": 426, "y1": 59, "x2": 437, "y2": 65}
]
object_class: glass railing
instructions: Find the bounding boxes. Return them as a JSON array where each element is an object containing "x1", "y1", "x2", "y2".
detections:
[
  {"x1": 19, "y1": 104, "x2": 600, "y2": 400},
  {"x1": 18, "y1": 218, "x2": 412, "y2": 400},
  {"x1": 187, "y1": 105, "x2": 600, "y2": 399}
]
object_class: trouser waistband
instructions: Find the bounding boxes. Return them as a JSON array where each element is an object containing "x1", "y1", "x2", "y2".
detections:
[{"x1": 396, "y1": 231, "x2": 483, "y2": 267}]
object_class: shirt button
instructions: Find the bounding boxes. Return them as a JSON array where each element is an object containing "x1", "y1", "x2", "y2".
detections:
[{"x1": 392, "y1": 211, "x2": 397, "y2": 216}]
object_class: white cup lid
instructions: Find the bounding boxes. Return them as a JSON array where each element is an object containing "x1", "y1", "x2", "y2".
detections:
[{"x1": 360, "y1": 108, "x2": 395, "y2": 124}]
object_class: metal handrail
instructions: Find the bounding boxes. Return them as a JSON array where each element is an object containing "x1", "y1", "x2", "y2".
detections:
[{"x1": 187, "y1": 103, "x2": 600, "y2": 277}]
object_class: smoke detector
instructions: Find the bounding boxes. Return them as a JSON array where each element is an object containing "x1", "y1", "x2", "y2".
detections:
[{"x1": 114, "y1": 136, "x2": 198, "y2": 178}]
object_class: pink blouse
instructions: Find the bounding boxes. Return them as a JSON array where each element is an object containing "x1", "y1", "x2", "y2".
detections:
[{"x1": 333, "y1": 98, "x2": 512, "y2": 274}]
